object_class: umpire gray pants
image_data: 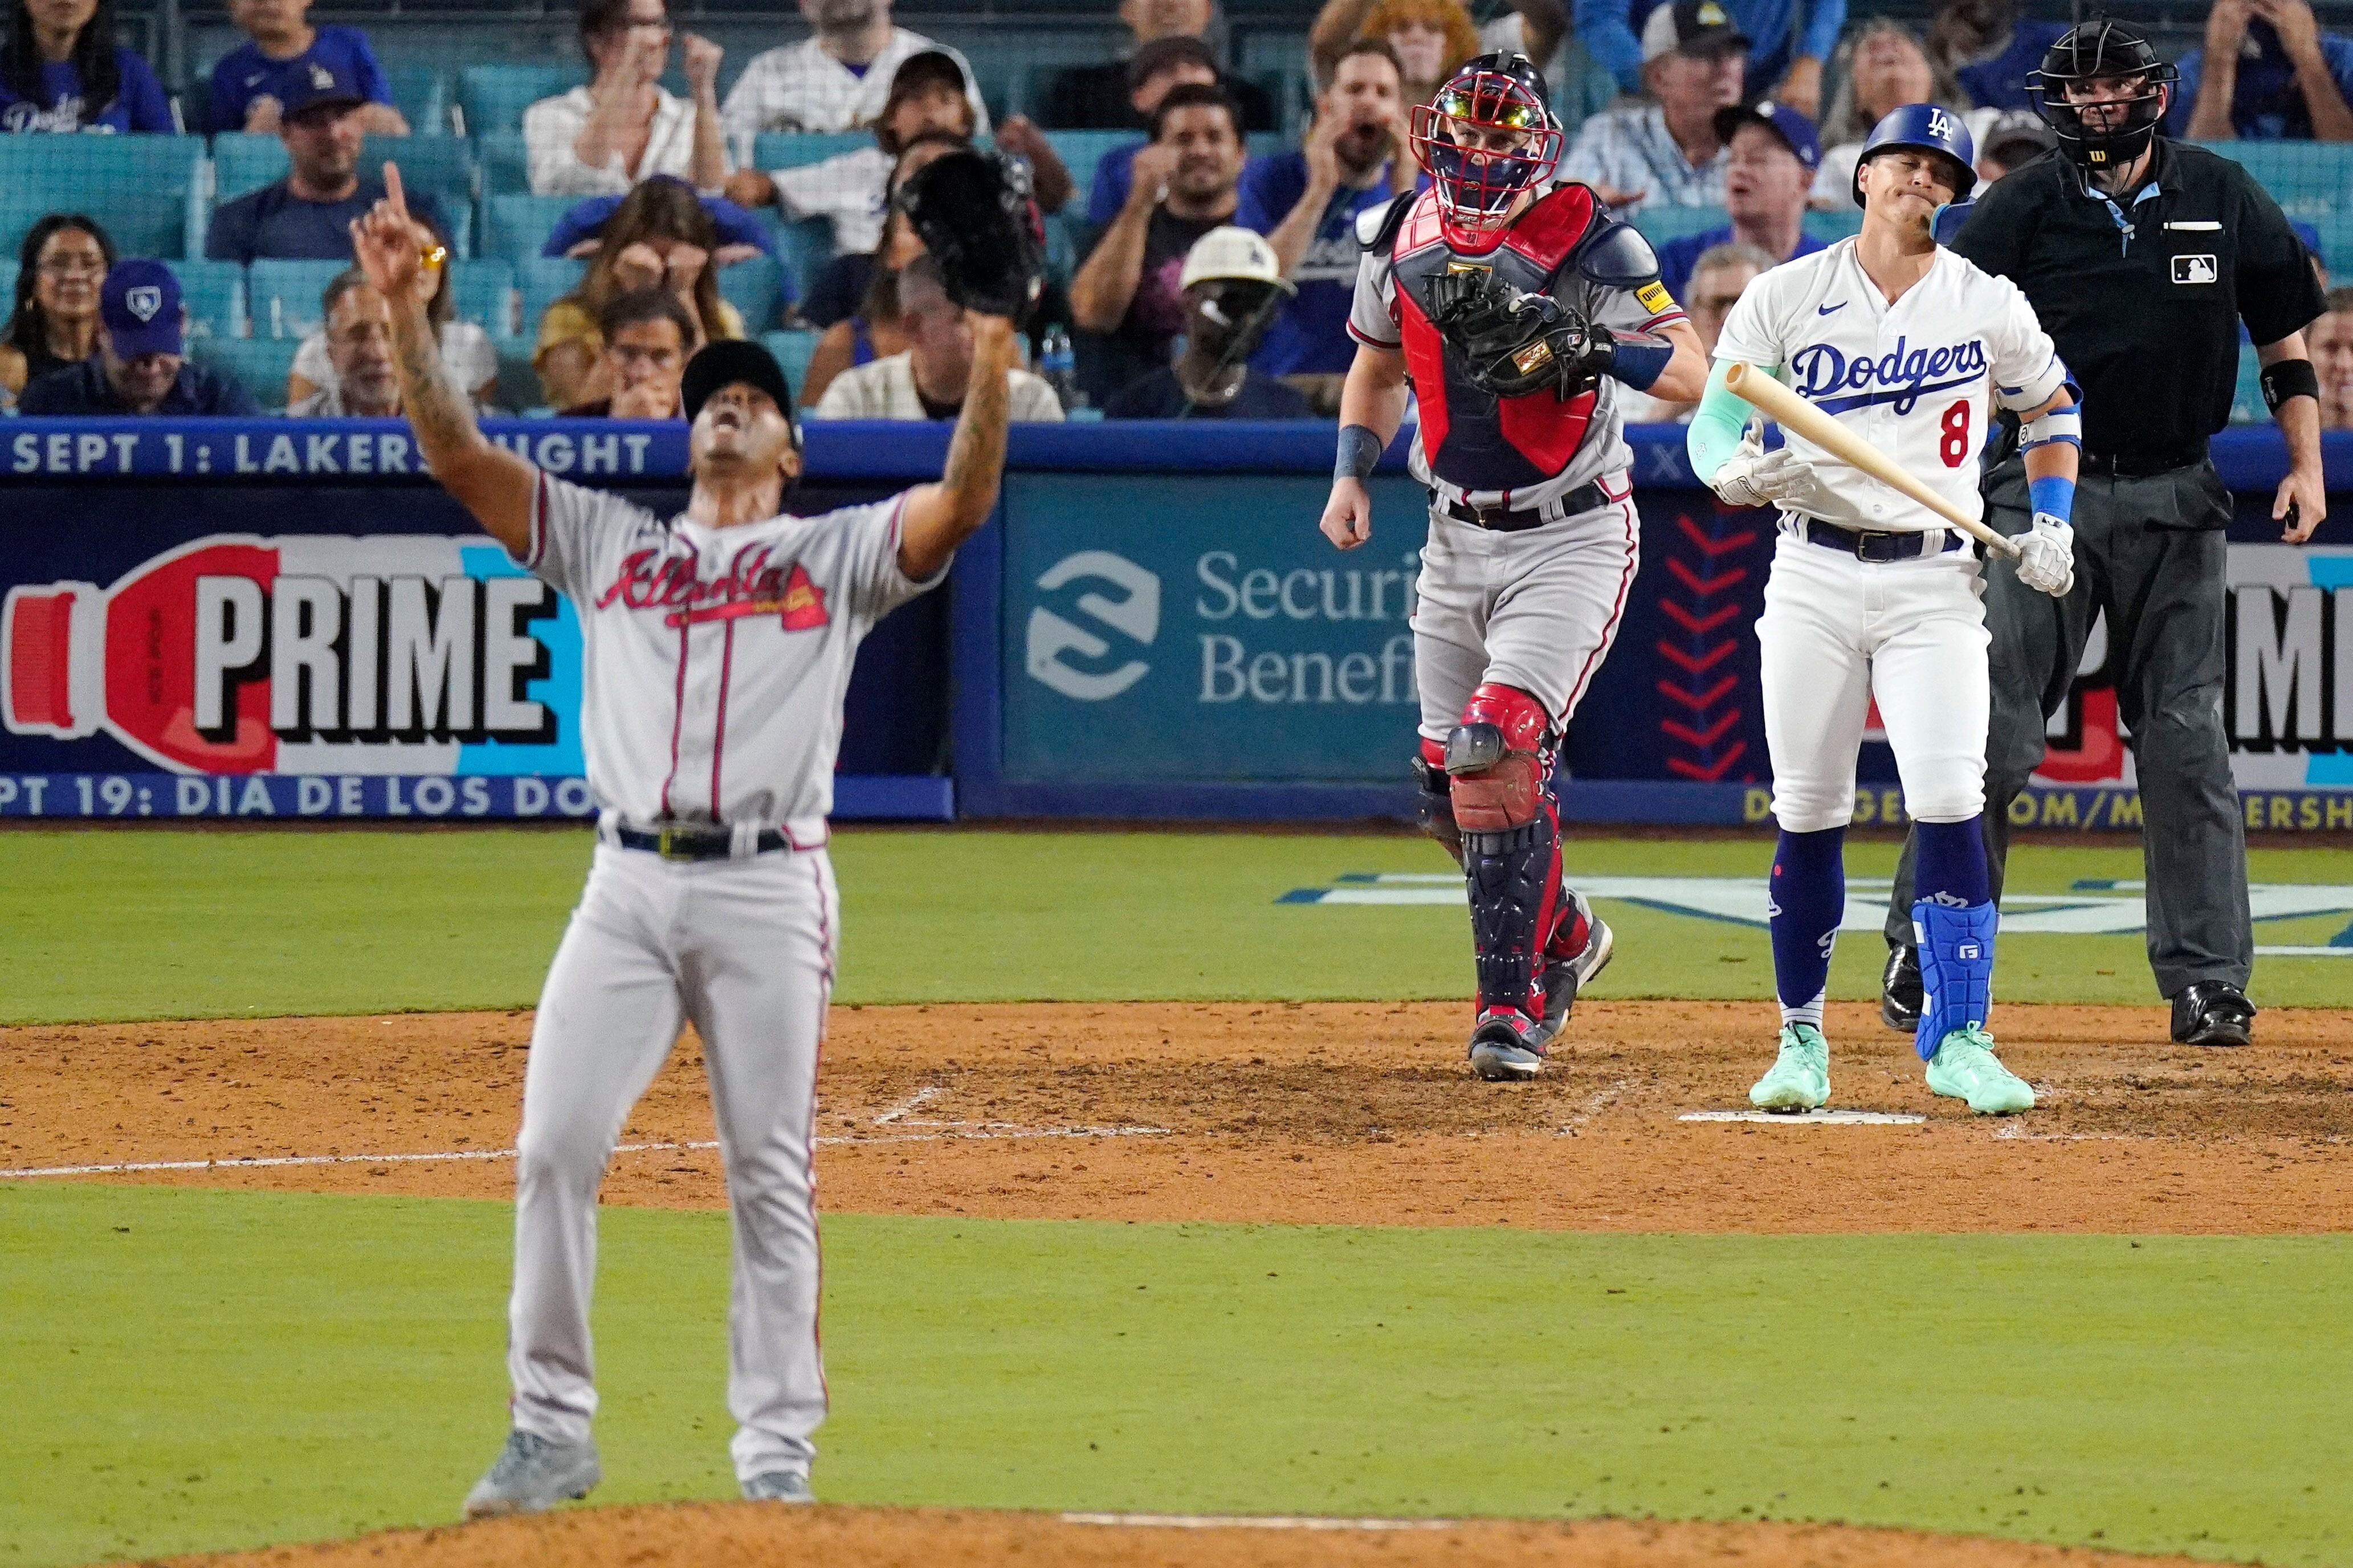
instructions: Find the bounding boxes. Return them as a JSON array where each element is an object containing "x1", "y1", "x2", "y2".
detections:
[{"x1": 1886, "y1": 456, "x2": 2252, "y2": 999}]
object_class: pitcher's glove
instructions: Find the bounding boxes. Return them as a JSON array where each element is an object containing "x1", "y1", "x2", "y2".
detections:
[
  {"x1": 1425, "y1": 268, "x2": 1609, "y2": 400},
  {"x1": 894, "y1": 148, "x2": 1046, "y2": 321}
]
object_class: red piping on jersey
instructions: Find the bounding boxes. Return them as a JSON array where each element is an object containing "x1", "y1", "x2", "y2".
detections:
[
  {"x1": 1561, "y1": 493, "x2": 1640, "y2": 720},
  {"x1": 710, "y1": 618, "x2": 735, "y2": 818},
  {"x1": 806, "y1": 850, "x2": 833, "y2": 1419},
  {"x1": 658, "y1": 614, "x2": 688, "y2": 819}
]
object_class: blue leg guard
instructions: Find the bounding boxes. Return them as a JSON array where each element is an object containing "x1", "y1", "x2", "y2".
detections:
[
  {"x1": 1912, "y1": 814, "x2": 1997, "y2": 1060},
  {"x1": 1768, "y1": 827, "x2": 1845, "y2": 1030}
]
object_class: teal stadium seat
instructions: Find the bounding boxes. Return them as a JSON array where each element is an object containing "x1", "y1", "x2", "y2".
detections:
[
  {"x1": 250, "y1": 258, "x2": 346, "y2": 339},
  {"x1": 0, "y1": 136, "x2": 203, "y2": 260},
  {"x1": 458, "y1": 64, "x2": 585, "y2": 136},
  {"x1": 193, "y1": 337, "x2": 301, "y2": 411},
  {"x1": 479, "y1": 129, "x2": 531, "y2": 197},
  {"x1": 517, "y1": 256, "x2": 588, "y2": 341},
  {"x1": 718, "y1": 254, "x2": 785, "y2": 333},
  {"x1": 762, "y1": 215, "x2": 833, "y2": 298},
  {"x1": 1630, "y1": 205, "x2": 1728, "y2": 247},
  {"x1": 450, "y1": 259, "x2": 518, "y2": 337},
  {"x1": 2231, "y1": 350, "x2": 2267, "y2": 424},
  {"x1": 1802, "y1": 209, "x2": 1862, "y2": 244},
  {"x1": 749, "y1": 132, "x2": 873, "y2": 172},
  {"x1": 761, "y1": 329, "x2": 820, "y2": 399},
  {"x1": 0, "y1": 260, "x2": 16, "y2": 308},
  {"x1": 384, "y1": 65, "x2": 449, "y2": 134},
  {"x1": 1042, "y1": 130, "x2": 1139, "y2": 210},
  {"x1": 488, "y1": 194, "x2": 581, "y2": 262},
  {"x1": 168, "y1": 259, "x2": 245, "y2": 342},
  {"x1": 2201, "y1": 140, "x2": 2349, "y2": 220}
]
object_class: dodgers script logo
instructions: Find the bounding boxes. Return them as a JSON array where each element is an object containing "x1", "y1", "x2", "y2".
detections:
[
  {"x1": 596, "y1": 541, "x2": 830, "y2": 631},
  {"x1": 1026, "y1": 550, "x2": 1159, "y2": 701},
  {"x1": 1790, "y1": 336, "x2": 1987, "y2": 416}
]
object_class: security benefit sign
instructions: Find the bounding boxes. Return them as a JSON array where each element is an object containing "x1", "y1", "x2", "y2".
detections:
[
  {"x1": 2030, "y1": 544, "x2": 2353, "y2": 829},
  {"x1": 1001, "y1": 473, "x2": 1430, "y2": 780},
  {"x1": 1, "y1": 531, "x2": 585, "y2": 819}
]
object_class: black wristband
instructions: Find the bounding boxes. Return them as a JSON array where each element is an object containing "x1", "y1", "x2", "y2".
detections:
[
  {"x1": 2260, "y1": 357, "x2": 2319, "y2": 412},
  {"x1": 1335, "y1": 423, "x2": 1383, "y2": 481}
]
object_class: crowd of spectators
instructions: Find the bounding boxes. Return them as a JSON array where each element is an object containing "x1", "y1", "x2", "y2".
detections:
[{"x1": 3, "y1": 0, "x2": 2351, "y2": 425}]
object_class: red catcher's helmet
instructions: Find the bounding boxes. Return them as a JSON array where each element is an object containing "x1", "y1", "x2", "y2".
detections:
[{"x1": 1409, "y1": 52, "x2": 1562, "y2": 238}]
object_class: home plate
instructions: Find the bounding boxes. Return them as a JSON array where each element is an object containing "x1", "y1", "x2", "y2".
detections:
[{"x1": 1680, "y1": 1109, "x2": 1926, "y2": 1125}]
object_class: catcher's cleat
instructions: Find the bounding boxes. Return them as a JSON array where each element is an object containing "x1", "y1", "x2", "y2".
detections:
[
  {"x1": 1467, "y1": 1007, "x2": 1549, "y2": 1081},
  {"x1": 1924, "y1": 1026, "x2": 2034, "y2": 1114},
  {"x1": 1533, "y1": 890, "x2": 1613, "y2": 1046},
  {"x1": 1879, "y1": 944, "x2": 1923, "y2": 1032},
  {"x1": 1749, "y1": 1023, "x2": 1831, "y2": 1112},
  {"x1": 2170, "y1": 981, "x2": 2254, "y2": 1048}
]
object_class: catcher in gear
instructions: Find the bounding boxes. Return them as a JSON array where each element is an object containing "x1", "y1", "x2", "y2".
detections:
[
  {"x1": 1319, "y1": 53, "x2": 1707, "y2": 1082},
  {"x1": 895, "y1": 147, "x2": 1047, "y2": 322}
]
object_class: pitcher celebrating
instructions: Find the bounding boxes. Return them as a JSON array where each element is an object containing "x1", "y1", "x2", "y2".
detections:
[
  {"x1": 348, "y1": 153, "x2": 1038, "y2": 1513},
  {"x1": 1687, "y1": 107, "x2": 2081, "y2": 1115},
  {"x1": 1321, "y1": 52, "x2": 1706, "y2": 1081}
]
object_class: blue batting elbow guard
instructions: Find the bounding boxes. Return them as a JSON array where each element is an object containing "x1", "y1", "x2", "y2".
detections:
[
  {"x1": 1932, "y1": 199, "x2": 1975, "y2": 246},
  {"x1": 2028, "y1": 474, "x2": 2075, "y2": 526},
  {"x1": 1912, "y1": 899, "x2": 1997, "y2": 1061}
]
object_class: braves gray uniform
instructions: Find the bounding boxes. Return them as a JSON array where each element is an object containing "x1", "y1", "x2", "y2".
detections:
[{"x1": 505, "y1": 470, "x2": 942, "y2": 1487}]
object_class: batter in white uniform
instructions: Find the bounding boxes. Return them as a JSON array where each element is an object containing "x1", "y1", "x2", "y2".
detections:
[
  {"x1": 1685, "y1": 106, "x2": 2082, "y2": 1115},
  {"x1": 346, "y1": 168, "x2": 1019, "y2": 1514}
]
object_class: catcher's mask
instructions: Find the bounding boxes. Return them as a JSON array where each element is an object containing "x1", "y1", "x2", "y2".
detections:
[
  {"x1": 2028, "y1": 16, "x2": 2176, "y2": 173},
  {"x1": 1409, "y1": 52, "x2": 1561, "y2": 239}
]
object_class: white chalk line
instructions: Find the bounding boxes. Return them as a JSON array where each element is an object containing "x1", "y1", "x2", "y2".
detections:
[
  {"x1": 0, "y1": 1122, "x2": 1170, "y2": 1181},
  {"x1": 1063, "y1": 1513, "x2": 1459, "y2": 1533},
  {"x1": 1680, "y1": 1109, "x2": 1927, "y2": 1125},
  {"x1": 1556, "y1": 1079, "x2": 1631, "y2": 1134},
  {"x1": 872, "y1": 1085, "x2": 947, "y2": 1125}
]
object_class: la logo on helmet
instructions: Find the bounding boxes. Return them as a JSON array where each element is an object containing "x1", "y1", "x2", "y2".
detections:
[
  {"x1": 1926, "y1": 109, "x2": 1952, "y2": 138},
  {"x1": 124, "y1": 286, "x2": 163, "y2": 322}
]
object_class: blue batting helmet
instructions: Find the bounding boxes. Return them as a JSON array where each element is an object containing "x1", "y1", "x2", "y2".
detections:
[{"x1": 1851, "y1": 103, "x2": 1976, "y2": 208}]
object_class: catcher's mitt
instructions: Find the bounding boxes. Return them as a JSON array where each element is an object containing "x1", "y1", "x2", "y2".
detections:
[
  {"x1": 895, "y1": 148, "x2": 1046, "y2": 321},
  {"x1": 1424, "y1": 268, "x2": 1612, "y2": 401}
]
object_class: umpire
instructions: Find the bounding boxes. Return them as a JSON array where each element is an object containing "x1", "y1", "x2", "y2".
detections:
[{"x1": 1880, "y1": 18, "x2": 2329, "y2": 1048}]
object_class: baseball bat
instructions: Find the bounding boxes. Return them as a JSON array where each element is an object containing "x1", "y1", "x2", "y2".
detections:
[{"x1": 1722, "y1": 362, "x2": 2019, "y2": 560}]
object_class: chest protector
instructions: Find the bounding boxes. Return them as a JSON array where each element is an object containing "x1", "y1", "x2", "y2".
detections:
[{"x1": 1382, "y1": 183, "x2": 1611, "y2": 495}]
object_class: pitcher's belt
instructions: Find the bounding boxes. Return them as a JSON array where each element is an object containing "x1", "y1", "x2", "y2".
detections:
[
  {"x1": 614, "y1": 824, "x2": 789, "y2": 860},
  {"x1": 1438, "y1": 479, "x2": 1608, "y2": 532}
]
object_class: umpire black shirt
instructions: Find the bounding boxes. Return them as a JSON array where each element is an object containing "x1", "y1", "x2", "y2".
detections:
[{"x1": 1952, "y1": 139, "x2": 2323, "y2": 472}]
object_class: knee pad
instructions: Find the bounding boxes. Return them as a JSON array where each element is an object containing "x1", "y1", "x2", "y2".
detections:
[{"x1": 1445, "y1": 684, "x2": 1554, "y2": 838}]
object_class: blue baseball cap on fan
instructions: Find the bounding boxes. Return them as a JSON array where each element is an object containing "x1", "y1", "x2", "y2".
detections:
[
  {"x1": 100, "y1": 260, "x2": 183, "y2": 359},
  {"x1": 1713, "y1": 100, "x2": 1822, "y2": 171},
  {"x1": 282, "y1": 58, "x2": 369, "y2": 121}
]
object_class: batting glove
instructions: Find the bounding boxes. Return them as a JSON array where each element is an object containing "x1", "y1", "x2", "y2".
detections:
[
  {"x1": 1710, "y1": 436, "x2": 1833, "y2": 513},
  {"x1": 2013, "y1": 512, "x2": 2075, "y2": 598}
]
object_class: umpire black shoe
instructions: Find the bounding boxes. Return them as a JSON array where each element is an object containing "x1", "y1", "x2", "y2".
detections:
[
  {"x1": 1879, "y1": 946, "x2": 1923, "y2": 1033},
  {"x1": 2171, "y1": 982, "x2": 2255, "y2": 1048}
]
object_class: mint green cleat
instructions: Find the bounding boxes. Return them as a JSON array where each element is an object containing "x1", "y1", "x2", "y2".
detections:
[
  {"x1": 1925, "y1": 1026, "x2": 2034, "y2": 1114},
  {"x1": 1749, "y1": 1023, "x2": 1830, "y2": 1112}
]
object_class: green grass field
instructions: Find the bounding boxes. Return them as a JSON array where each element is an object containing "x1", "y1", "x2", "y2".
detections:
[
  {"x1": 2, "y1": 828, "x2": 2348, "y2": 1568},
  {"x1": 1, "y1": 828, "x2": 2348, "y2": 1024}
]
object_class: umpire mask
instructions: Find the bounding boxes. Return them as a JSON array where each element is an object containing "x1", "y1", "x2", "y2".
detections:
[
  {"x1": 2028, "y1": 18, "x2": 2176, "y2": 173},
  {"x1": 1176, "y1": 277, "x2": 1285, "y2": 407}
]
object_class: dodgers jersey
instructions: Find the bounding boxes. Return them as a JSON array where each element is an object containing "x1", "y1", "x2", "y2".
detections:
[
  {"x1": 517, "y1": 472, "x2": 945, "y2": 838},
  {"x1": 1713, "y1": 239, "x2": 2069, "y2": 533}
]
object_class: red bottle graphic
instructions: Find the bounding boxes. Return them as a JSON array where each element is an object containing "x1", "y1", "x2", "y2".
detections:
[{"x1": 5, "y1": 538, "x2": 279, "y2": 772}]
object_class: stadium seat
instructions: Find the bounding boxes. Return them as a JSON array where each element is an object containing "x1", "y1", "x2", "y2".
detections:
[
  {"x1": 749, "y1": 132, "x2": 874, "y2": 172},
  {"x1": 0, "y1": 136, "x2": 203, "y2": 260},
  {"x1": 1801, "y1": 209, "x2": 1863, "y2": 244},
  {"x1": 517, "y1": 255, "x2": 588, "y2": 341},
  {"x1": 193, "y1": 336, "x2": 301, "y2": 411},
  {"x1": 2201, "y1": 140, "x2": 2350, "y2": 220},
  {"x1": 1630, "y1": 205, "x2": 1728, "y2": 247},
  {"x1": 2230, "y1": 349, "x2": 2266, "y2": 424},
  {"x1": 458, "y1": 64, "x2": 584, "y2": 136},
  {"x1": 493, "y1": 338, "x2": 545, "y2": 414},
  {"x1": 208, "y1": 132, "x2": 290, "y2": 203},
  {"x1": 0, "y1": 259, "x2": 15, "y2": 307},
  {"x1": 717, "y1": 254, "x2": 786, "y2": 334},
  {"x1": 250, "y1": 258, "x2": 345, "y2": 340},
  {"x1": 450, "y1": 259, "x2": 518, "y2": 338},
  {"x1": 478, "y1": 128, "x2": 531, "y2": 197},
  {"x1": 761, "y1": 328, "x2": 820, "y2": 397},
  {"x1": 384, "y1": 65, "x2": 448, "y2": 134},
  {"x1": 169, "y1": 259, "x2": 246, "y2": 342},
  {"x1": 487, "y1": 194, "x2": 582, "y2": 262},
  {"x1": 209, "y1": 134, "x2": 476, "y2": 253},
  {"x1": 1042, "y1": 130, "x2": 1139, "y2": 208},
  {"x1": 762, "y1": 214, "x2": 834, "y2": 297}
]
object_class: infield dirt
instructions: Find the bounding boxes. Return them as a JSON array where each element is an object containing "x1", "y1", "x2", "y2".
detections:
[{"x1": 9, "y1": 1000, "x2": 2350, "y2": 1232}]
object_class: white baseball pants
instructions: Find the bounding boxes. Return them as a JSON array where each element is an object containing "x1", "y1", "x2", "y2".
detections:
[
  {"x1": 1412, "y1": 485, "x2": 1642, "y2": 737},
  {"x1": 1759, "y1": 530, "x2": 1991, "y2": 832},
  {"x1": 506, "y1": 839, "x2": 834, "y2": 1484}
]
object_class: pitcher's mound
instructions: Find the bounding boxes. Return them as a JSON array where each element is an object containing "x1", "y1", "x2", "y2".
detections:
[{"x1": 153, "y1": 1502, "x2": 2221, "y2": 1568}]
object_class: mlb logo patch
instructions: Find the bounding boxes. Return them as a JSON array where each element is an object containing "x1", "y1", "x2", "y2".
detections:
[
  {"x1": 124, "y1": 285, "x2": 163, "y2": 322},
  {"x1": 2172, "y1": 254, "x2": 2218, "y2": 285}
]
